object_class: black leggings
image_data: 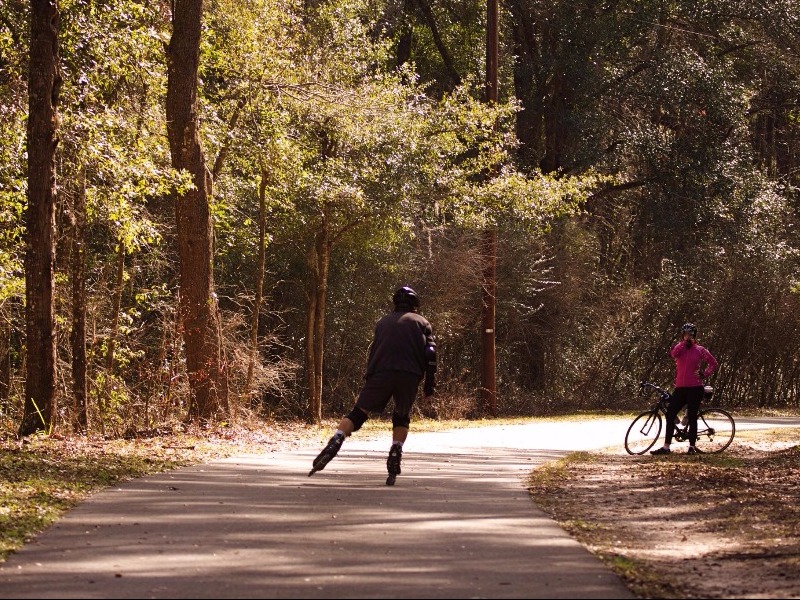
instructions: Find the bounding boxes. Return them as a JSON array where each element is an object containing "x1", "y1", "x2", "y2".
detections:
[{"x1": 665, "y1": 386, "x2": 704, "y2": 446}]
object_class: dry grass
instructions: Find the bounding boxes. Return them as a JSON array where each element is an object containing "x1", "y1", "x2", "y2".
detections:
[{"x1": 527, "y1": 428, "x2": 800, "y2": 599}]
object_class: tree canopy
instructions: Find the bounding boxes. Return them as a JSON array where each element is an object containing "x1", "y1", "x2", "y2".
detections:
[{"x1": 1, "y1": 0, "x2": 798, "y2": 435}]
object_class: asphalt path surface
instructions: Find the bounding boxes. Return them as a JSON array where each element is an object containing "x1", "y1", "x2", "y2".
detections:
[{"x1": 0, "y1": 416, "x2": 796, "y2": 599}]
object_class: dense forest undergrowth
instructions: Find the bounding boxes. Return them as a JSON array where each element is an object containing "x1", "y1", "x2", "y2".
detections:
[{"x1": 1, "y1": 0, "x2": 799, "y2": 439}]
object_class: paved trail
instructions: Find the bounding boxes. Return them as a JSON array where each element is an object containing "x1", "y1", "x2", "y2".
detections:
[{"x1": 0, "y1": 417, "x2": 793, "y2": 599}]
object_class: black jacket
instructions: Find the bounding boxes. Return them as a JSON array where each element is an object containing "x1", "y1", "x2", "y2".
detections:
[{"x1": 365, "y1": 310, "x2": 435, "y2": 378}]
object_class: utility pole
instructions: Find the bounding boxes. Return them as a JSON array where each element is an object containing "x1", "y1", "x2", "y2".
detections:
[{"x1": 482, "y1": 0, "x2": 498, "y2": 417}]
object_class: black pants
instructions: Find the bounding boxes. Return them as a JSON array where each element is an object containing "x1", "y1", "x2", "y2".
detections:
[
  {"x1": 665, "y1": 386, "x2": 704, "y2": 446},
  {"x1": 355, "y1": 370, "x2": 421, "y2": 426}
]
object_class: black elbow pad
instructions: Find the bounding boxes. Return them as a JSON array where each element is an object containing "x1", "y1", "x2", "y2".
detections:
[{"x1": 425, "y1": 344, "x2": 437, "y2": 371}]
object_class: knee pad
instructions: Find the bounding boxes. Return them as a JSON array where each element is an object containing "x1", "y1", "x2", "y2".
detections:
[
  {"x1": 392, "y1": 411, "x2": 410, "y2": 429},
  {"x1": 346, "y1": 407, "x2": 369, "y2": 431}
]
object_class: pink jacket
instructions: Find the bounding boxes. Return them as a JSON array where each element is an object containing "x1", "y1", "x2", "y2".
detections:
[{"x1": 670, "y1": 342, "x2": 718, "y2": 388}]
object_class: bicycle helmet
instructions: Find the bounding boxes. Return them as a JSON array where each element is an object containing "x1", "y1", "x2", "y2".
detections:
[
  {"x1": 392, "y1": 286, "x2": 420, "y2": 310},
  {"x1": 681, "y1": 322, "x2": 697, "y2": 337}
]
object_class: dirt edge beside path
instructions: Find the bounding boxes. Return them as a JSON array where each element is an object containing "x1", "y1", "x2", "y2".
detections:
[{"x1": 527, "y1": 430, "x2": 800, "y2": 599}]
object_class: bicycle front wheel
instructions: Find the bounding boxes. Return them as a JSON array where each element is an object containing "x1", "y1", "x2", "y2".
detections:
[
  {"x1": 625, "y1": 410, "x2": 662, "y2": 455},
  {"x1": 695, "y1": 408, "x2": 735, "y2": 453}
]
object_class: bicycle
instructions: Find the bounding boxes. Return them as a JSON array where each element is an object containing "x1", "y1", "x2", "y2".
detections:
[{"x1": 624, "y1": 381, "x2": 735, "y2": 455}]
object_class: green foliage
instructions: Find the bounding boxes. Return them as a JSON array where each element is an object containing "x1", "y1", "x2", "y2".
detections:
[
  {"x1": 2, "y1": 0, "x2": 800, "y2": 430},
  {"x1": 59, "y1": 0, "x2": 174, "y2": 252},
  {"x1": 0, "y1": 16, "x2": 26, "y2": 307},
  {"x1": 499, "y1": 0, "x2": 800, "y2": 412}
]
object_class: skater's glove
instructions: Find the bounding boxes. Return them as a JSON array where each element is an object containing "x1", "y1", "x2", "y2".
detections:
[{"x1": 424, "y1": 374, "x2": 435, "y2": 397}]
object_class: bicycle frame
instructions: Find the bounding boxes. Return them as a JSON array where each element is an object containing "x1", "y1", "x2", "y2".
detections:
[
  {"x1": 625, "y1": 380, "x2": 736, "y2": 454},
  {"x1": 641, "y1": 382, "x2": 671, "y2": 420},
  {"x1": 637, "y1": 384, "x2": 670, "y2": 436},
  {"x1": 642, "y1": 381, "x2": 712, "y2": 440}
]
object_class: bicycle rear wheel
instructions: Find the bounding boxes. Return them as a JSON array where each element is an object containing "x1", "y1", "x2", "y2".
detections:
[
  {"x1": 695, "y1": 408, "x2": 735, "y2": 453},
  {"x1": 625, "y1": 410, "x2": 662, "y2": 455}
]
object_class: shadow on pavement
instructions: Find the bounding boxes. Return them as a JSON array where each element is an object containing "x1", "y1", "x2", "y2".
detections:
[{"x1": 0, "y1": 443, "x2": 633, "y2": 599}]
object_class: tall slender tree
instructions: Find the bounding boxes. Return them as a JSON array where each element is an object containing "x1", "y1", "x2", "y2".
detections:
[
  {"x1": 165, "y1": 0, "x2": 229, "y2": 422},
  {"x1": 19, "y1": 0, "x2": 60, "y2": 437},
  {"x1": 67, "y1": 167, "x2": 87, "y2": 433}
]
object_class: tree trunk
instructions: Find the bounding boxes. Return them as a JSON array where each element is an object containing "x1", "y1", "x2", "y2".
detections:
[
  {"x1": 165, "y1": 0, "x2": 229, "y2": 422},
  {"x1": 105, "y1": 247, "x2": 124, "y2": 374},
  {"x1": 19, "y1": 0, "x2": 60, "y2": 437},
  {"x1": 411, "y1": 0, "x2": 460, "y2": 89},
  {"x1": 245, "y1": 161, "x2": 269, "y2": 406},
  {"x1": 305, "y1": 216, "x2": 330, "y2": 423},
  {"x1": 0, "y1": 321, "x2": 11, "y2": 405},
  {"x1": 395, "y1": 0, "x2": 413, "y2": 70},
  {"x1": 161, "y1": 304, "x2": 182, "y2": 421},
  {"x1": 509, "y1": 0, "x2": 545, "y2": 167},
  {"x1": 69, "y1": 166, "x2": 88, "y2": 433},
  {"x1": 305, "y1": 277, "x2": 318, "y2": 422},
  {"x1": 312, "y1": 226, "x2": 330, "y2": 422},
  {"x1": 98, "y1": 245, "x2": 125, "y2": 429}
]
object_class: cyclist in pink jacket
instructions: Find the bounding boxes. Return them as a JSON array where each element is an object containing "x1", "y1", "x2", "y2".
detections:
[{"x1": 651, "y1": 322, "x2": 718, "y2": 455}]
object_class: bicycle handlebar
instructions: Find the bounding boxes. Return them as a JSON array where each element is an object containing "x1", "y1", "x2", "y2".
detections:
[{"x1": 639, "y1": 380, "x2": 671, "y2": 400}]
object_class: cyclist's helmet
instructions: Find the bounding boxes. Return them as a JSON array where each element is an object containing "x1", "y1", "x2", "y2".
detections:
[
  {"x1": 393, "y1": 286, "x2": 420, "y2": 311},
  {"x1": 681, "y1": 322, "x2": 697, "y2": 337}
]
